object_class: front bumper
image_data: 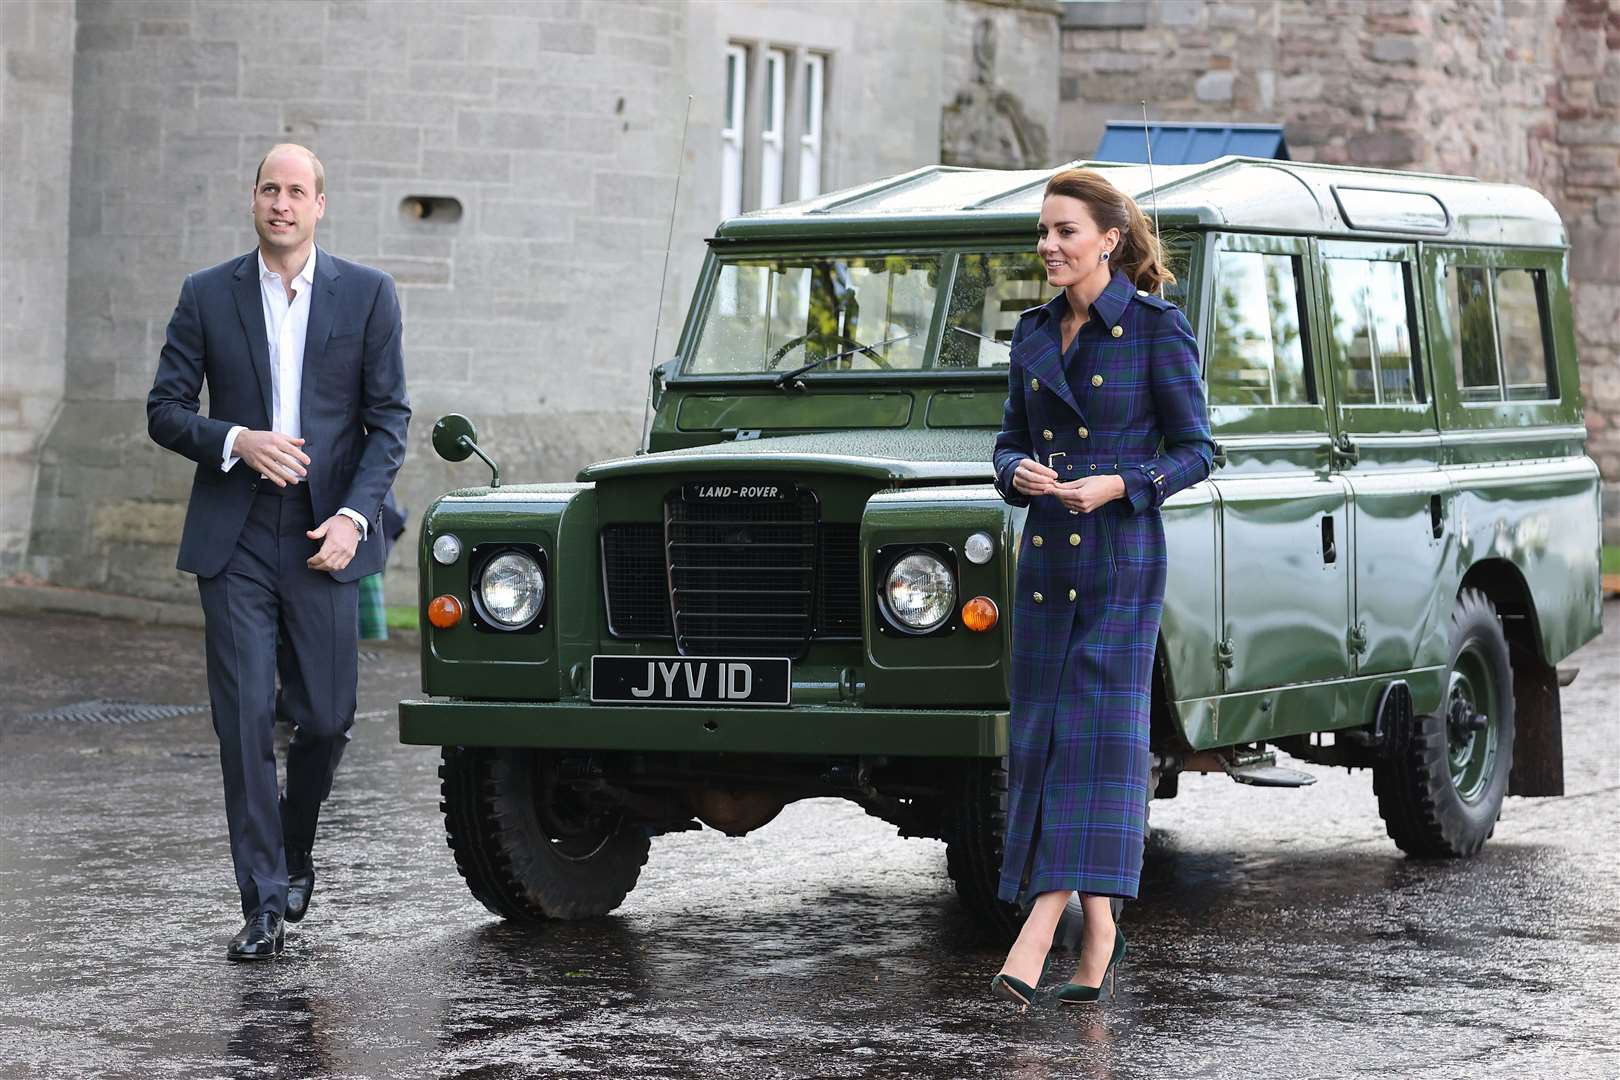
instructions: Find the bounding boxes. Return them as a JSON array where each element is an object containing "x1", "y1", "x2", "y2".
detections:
[{"x1": 398, "y1": 699, "x2": 1009, "y2": 757}]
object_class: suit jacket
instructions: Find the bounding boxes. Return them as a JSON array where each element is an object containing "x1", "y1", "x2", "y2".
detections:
[{"x1": 147, "y1": 247, "x2": 411, "y2": 583}]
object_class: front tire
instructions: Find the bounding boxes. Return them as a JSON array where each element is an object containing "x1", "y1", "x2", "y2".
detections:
[
  {"x1": 945, "y1": 758, "x2": 1022, "y2": 944},
  {"x1": 439, "y1": 747, "x2": 650, "y2": 920},
  {"x1": 1374, "y1": 588, "x2": 1516, "y2": 858}
]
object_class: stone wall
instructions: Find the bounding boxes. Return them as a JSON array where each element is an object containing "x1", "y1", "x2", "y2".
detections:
[
  {"x1": 0, "y1": 0, "x2": 74, "y2": 574},
  {"x1": 20, "y1": 0, "x2": 1058, "y2": 605},
  {"x1": 1059, "y1": 0, "x2": 1620, "y2": 539}
]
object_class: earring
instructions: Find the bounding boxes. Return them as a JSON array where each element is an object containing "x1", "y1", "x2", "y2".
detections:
[{"x1": 1100, "y1": 250, "x2": 1110, "y2": 263}]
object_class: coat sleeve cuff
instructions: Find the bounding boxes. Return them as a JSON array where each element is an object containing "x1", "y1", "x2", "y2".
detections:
[{"x1": 1123, "y1": 466, "x2": 1157, "y2": 513}]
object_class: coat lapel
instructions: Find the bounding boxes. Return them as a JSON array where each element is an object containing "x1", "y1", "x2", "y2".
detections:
[
  {"x1": 1015, "y1": 293, "x2": 1084, "y2": 417},
  {"x1": 229, "y1": 254, "x2": 273, "y2": 427},
  {"x1": 299, "y1": 247, "x2": 341, "y2": 424}
]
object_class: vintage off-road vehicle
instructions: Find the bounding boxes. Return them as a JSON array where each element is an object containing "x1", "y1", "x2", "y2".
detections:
[{"x1": 400, "y1": 157, "x2": 1603, "y2": 938}]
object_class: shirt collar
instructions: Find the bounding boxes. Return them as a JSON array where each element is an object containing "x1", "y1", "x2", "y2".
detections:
[
  {"x1": 257, "y1": 246, "x2": 316, "y2": 289},
  {"x1": 1039, "y1": 270, "x2": 1136, "y2": 332}
]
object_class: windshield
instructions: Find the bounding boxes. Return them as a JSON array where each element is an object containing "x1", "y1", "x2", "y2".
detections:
[{"x1": 684, "y1": 243, "x2": 1192, "y2": 376}]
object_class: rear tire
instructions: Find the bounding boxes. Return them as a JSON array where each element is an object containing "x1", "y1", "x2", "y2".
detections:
[
  {"x1": 1374, "y1": 588, "x2": 1516, "y2": 858},
  {"x1": 439, "y1": 747, "x2": 650, "y2": 920},
  {"x1": 945, "y1": 757, "x2": 1023, "y2": 945}
]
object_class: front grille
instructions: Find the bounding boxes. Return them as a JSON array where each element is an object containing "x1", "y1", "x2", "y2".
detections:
[
  {"x1": 666, "y1": 490, "x2": 819, "y2": 658},
  {"x1": 600, "y1": 488, "x2": 865, "y2": 654},
  {"x1": 601, "y1": 525, "x2": 672, "y2": 637}
]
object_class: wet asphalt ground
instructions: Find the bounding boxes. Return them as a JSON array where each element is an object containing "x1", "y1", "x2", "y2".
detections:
[{"x1": 1, "y1": 605, "x2": 1616, "y2": 1080}]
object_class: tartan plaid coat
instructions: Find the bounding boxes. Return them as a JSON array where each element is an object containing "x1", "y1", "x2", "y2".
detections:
[{"x1": 991, "y1": 270, "x2": 1214, "y2": 903}]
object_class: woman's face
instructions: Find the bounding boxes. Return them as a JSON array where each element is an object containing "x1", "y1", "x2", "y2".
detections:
[{"x1": 1036, "y1": 194, "x2": 1120, "y2": 289}]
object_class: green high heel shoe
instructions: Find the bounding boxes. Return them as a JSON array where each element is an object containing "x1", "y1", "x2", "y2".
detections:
[
  {"x1": 1054, "y1": 926, "x2": 1127, "y2": 1005},
  {"x1": 989, "y1": 954, "x2": 1053, "y2": 1008}
]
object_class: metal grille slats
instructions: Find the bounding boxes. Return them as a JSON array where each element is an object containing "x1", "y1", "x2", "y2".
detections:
[
  {"x1": 816, "y1": 524, "x2": 863, "y2": 639},
  {"x1": 666, "y1": 491, "x2": 819, "y2": 658},
  {"x1": 601, "y1": 524, "x2": 673, "y2": 636}
]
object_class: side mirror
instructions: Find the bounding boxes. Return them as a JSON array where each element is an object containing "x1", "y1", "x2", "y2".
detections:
[
  {"x1": 432, "y1": 413, "x2": 501, "y2": 487},
  {"x1": 432, "y1": 413, "x2": 478, "y2": 463}
]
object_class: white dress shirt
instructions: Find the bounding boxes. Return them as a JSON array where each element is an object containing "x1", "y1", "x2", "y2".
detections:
[{"x1": 222, "y1": 248, "x2": 368, "y2": 540}]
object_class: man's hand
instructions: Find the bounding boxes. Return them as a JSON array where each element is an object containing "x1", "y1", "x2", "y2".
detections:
[
  {"x1": 1053, "y1": 475, "x2": 1126, "y2": 514},
  {"x1": 306, "y1": 514, "x2": 360, "y2": 574},
  {"x1": 235, "y1": 430, "x2": 309, "y2": 486},
  {"x1": 1012, "y1": 457, "x2": 1060, "y2": 497}
]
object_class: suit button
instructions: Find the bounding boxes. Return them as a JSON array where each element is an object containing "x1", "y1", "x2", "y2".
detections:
[
  {"x1": 1068, "y1": 588, "x2": 1077, "y2": 602},
  {"x1": 1110, "y1": 326, "x2": 1123, "y2": 338},
  {"x1": 1077, "y1": 426, "x2": 1089, "y2": 439},
  {"x1": 1092, "y1": 374, "x2": 1104, "y2": 387},
  {"x1": 1041, "y1": 428, "x2": 1053, "y2": 441},
  {"x1": 1033, "y1": 592, "x2": 1044, "y2": 604},
  {"x1": 1032, "y1": 534, "x2": 1043, "y2": 548},
  {"x1": 1069, "y1": 533, "x2": 1080, "y2": 546},
  {"x1": 1030, "y1": 377, "x2": 1040, "y2": 391}
]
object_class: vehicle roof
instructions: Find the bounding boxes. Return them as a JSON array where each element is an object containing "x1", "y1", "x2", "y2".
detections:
[{"x1": 713, "y1": 156, "x2": 1566, "y2": 248}]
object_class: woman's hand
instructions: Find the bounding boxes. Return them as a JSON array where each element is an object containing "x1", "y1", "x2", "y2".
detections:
[
  {"x1": 1012, "y1": 457, "x2": 1059, "y2": 497},
  {"x1": 1052, "y1": 475, "x2": 1126, "y2": 513}
]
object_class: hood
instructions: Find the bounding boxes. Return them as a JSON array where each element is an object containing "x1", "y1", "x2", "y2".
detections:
[{"x1": 577, "y1": 428, "x2": 997, "y2": 484}]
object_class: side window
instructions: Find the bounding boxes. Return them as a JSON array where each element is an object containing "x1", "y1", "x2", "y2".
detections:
[
  {"x1": 939, "y1": 252, "x2": 1045, "y2": 368},
  {"x1": 1207, "y1": 250, "x2": 1312, "y2": 406},
  {"x1": 1495, "y1": 269, "x2": 1556, "y2": 400},
  {"x1": 1323, "y1": 257, "x2": 1422, "y2": 405},
  {"x1": 1443, "y1": 265, "x2": 1557, "y2": 402}
]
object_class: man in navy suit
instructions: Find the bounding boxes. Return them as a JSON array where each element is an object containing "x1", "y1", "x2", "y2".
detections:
[{"x1": 147, "y1": 144, "x2": 410, "y2": 960}]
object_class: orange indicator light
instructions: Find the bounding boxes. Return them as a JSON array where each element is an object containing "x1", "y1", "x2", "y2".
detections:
[
  {"x1": 962, "y1": 596, "x2": 999, "y2": 632},
  {"x1": 428, "y1": 594, "x2": 463, "y2": 629}
]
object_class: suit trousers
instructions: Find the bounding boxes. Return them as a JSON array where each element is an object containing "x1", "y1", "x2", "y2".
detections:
[{"x1": 197, "y1": 483, "x2": 358, "y2": 918}]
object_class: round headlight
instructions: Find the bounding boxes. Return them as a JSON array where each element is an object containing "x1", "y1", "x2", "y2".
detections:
[
  {"x1": 964, "y1": 531, "x2": 995, "y2": 565},
  {"x1": 884, "y1": 553, "x2": 956, "y2": 631},
  {"x1": 478, "y1": 552, "x2": 544, "y2": 627},
  {"x1": 432, "y1": 533, "x2": 462, "y2": 565}
]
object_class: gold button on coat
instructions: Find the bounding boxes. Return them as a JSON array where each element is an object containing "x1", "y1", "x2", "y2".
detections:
[
  {"x1": 1069, "y1": 533, "x2": 1080, "y2": 546},
  {"x1": 1032, "y1": 534, "x2": 1043, "y2": 547},
  {"x1": 1077, "y1": 426, "x2": 1089, "y2": 438},
  {"x1": 1033, "y1": 592, "x2": 1044, "y2": 604},
  {"x1": 1030, "y1": 377, "x2": 1040, "y2": 391},
  {"x1": 1137, "y1": 289, "x2": 1150, "y2": 297},
  {"x1": 1068, "y1": 588, "x2": 1077, "y2": 602},
  {"x1": 1041, "y1": 428, "x2": 1053, "y2": 441},
  {"x1": 1111, "y1": 325, "x2": 1123, "y2": 338},
  {"x1": 1092, "y1": 374, "x2": 1104, "y2": 387}
]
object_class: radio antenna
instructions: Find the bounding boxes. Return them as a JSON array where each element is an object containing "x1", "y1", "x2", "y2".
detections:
[
  {"x1": 640, "y1": 94, "x2": 694, "y2": 454},
  {"x1": 1140, "y1": 100, "x2": 1163, "y2": 296}
]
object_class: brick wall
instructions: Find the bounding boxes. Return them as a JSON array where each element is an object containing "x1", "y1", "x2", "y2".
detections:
[
  {"x1": 0, "y1": 0, "x2": 74, "y2": 574},
  {"x1": 1059, "y1": 0, "x2": 1620, "y2": 540}
]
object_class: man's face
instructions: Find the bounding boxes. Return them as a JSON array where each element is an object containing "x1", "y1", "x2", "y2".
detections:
[{"x1": 252, "y1": 151, "x2": 325, "y2": 256}]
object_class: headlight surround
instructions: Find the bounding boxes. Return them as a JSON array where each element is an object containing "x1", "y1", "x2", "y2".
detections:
[
  {"x1": 882, "y1": 551, "x2": 957, "y2": 633},
  {"x1": 476, "y1": 551, "x2": 545, "y2": 628}
]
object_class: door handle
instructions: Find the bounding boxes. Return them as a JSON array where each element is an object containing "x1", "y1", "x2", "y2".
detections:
[
  {"x1": 1321, "y1": 514, "x2": 1337, "y2": 564},
  {"x1": 1429, "y1": 494, "x2": 1444, "y2": 539},
  {"x1": 1330, "y1": 432, "x2": 1360, "y2": 467}
]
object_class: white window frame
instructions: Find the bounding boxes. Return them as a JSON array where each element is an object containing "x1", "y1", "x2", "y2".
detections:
[
  {"x1": 798, "y1": 53, "x2": 825, "y2": 200},
  {"x1": 759, "y1": 48, "x2": 787, "y2": 210},
  {"x1": 720, "y1": 44, "x2": 747, "y2": 222}
]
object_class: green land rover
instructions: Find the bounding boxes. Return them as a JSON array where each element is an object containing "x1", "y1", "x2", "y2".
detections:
[{"x1": 400, "y1": 157, "x2": 1603, "y2": 937}]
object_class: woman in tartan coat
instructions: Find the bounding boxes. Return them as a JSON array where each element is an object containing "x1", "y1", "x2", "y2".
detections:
[{"x1": 989, "y1": 169, "x2": 1213, "y2": 1006}]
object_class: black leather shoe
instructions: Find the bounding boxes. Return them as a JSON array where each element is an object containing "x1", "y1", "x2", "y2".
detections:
[
  {"x1": 285, "y1": 850, "x2": 315, "y2": 924},
  {"x1": 226, "y1": 911, "x2": 285, "y2": 962}
]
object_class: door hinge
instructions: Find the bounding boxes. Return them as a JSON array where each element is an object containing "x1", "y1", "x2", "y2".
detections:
[
  {"x1": 1216, "y1": 638, "x2": 1236, "y2": 669},
  {"x1": 1349, "y1": 622, "x2": 1369, "y2": 654}
]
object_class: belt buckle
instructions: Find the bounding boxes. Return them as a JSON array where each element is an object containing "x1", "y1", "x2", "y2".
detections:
[{"x1": 1046, "y1": 451, "x2": 1066, "y2": 469}]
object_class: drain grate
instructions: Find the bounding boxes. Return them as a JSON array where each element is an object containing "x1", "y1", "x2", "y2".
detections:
[{"x1": 20, "y1": 699, "x2": 209, "y2": 725}]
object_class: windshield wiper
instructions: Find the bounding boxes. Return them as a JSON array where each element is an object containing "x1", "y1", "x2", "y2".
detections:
[
  {"x1": 773, "y1": 333, "x2": 914, "y2": 388},
  {"x1": 948, "y1": 325, "x2": 1010, "y2": 350}
]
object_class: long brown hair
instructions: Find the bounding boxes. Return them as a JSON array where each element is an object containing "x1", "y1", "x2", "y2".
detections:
[{"x1": 1042, "y1": 168, "x2": 1173, "y2": 293}]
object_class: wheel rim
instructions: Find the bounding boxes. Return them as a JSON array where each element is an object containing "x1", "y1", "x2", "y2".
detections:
[
  {"x1": 534, "y1": 764, "x2": 620, "y2": 863},
  {"x1": 1445, "y1": 643, "x2": 1500, "y2": 804}
]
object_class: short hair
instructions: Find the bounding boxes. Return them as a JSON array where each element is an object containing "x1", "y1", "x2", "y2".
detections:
[{"x1": 254, "y1": 143, "x2": 325, "y2": 197}]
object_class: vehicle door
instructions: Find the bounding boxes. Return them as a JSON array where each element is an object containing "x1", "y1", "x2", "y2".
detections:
[
  {"x1": 1203, "y1": 233, "x2": 1352, "y2": 695},
  {"x1": 1317, "y1": 240, "x2": 1450, "y2": 676}
]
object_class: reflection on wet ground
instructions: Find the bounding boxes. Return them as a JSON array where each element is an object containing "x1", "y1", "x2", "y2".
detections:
[{"x1": 1, "y1": 609, "x2": 1616, "y2": 1079}]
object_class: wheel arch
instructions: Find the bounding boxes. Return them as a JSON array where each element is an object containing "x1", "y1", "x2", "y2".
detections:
[{"x1": 1457, "y1": 560, "x2": 1563, "y2": 797}]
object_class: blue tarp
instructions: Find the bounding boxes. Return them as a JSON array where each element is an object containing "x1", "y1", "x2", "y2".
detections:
[{"x1": 1095, "y1": 122, "x2": 1289, "y2": 164}]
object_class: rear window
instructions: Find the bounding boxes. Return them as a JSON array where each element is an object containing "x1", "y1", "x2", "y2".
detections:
[{"x1": 1443, "y1": 266, "x2": 1557, "y2": 402}]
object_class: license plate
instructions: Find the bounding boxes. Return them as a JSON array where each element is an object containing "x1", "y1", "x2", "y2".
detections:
[{"x1": 590, "y1": 656, "x2": 792, "y2": 707}]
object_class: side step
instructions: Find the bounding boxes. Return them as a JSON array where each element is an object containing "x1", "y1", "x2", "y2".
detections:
[{"x1": 1226, "y1": 760, "x2": 1318, "y2": 788}]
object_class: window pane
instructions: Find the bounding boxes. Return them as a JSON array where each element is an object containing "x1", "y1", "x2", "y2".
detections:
[
  {"x1": 690, "y1": 255, "x2": 941, "y2": 375},
  {"x1": 1495, "y1": 268, "x2": 1555, "y2": 400},
  {"x1": 721, "y1": 46, "x2": 746, "y2": 220},
  {"x1": 798, "y1": 55, "x2": 824, "y2": 201},
  {"x1": 760, "y1": 50, "x2": 785, "y2": 209},
  {"x1": 1207, "y1": 251, "x2": 1310, "y2": 407},
  {"x1": 940, "y1": 252, "x2": 1046, "y2": 368},
  {"x1": 1447, "y1": 266, "x2": 1500, "y2": 400},
  {"x1": 1324, "y1": 258, "x2": 1419, "y2": 406}
]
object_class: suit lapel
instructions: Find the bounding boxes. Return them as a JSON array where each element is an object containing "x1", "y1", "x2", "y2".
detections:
[
  {"x1": 299, "y1": 247, "x2": 341, "y2": 424},
  {"x1": 1014, "y1": 296, "x2": 1084, "y2": 418},
  {"x1": 229, "y1": 255, "x2": 274, "y2": 427}
]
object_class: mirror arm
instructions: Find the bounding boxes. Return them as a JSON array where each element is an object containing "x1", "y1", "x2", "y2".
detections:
[{"x1": 460, "y1": 437, "x2": 502, "y2": 488}]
